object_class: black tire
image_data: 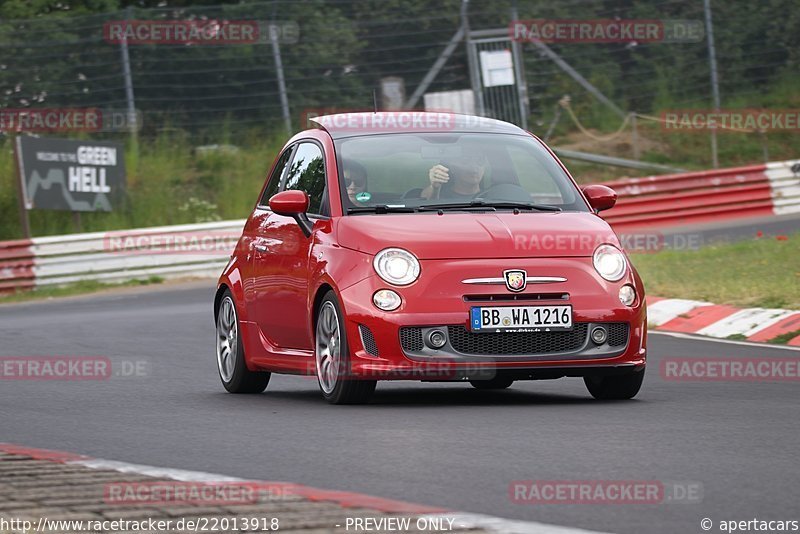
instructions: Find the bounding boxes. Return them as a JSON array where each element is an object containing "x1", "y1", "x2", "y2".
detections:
[
  {"x1": 216, "y1": 290, "x2": 270, "y2": 394},
  {"x1": 469, "y1": 376, "x2": 515, "y2": 390},
  {"x1": 315, "y1": 291, "x2": 376, "y2": 404},
  {"x1": 584, "y1": 368, "x2": 645, "y2": 400}
]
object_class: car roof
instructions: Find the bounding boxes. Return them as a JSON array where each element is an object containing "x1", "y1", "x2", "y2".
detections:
[{"x1": 308, "y1": 111, "x2": 528, "y2": 139}]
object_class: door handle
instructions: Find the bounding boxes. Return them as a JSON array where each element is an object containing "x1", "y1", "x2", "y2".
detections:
[{"x1": 253, "y1": 243, "x2": 268, "y2": 253}]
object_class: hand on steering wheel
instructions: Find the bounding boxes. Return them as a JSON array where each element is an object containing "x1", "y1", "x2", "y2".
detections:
[{"x1": 428, "y1": 164, "x2": 450, "y2": 189}]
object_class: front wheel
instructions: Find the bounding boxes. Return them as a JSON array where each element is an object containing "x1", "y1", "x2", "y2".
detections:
[
  {"x1": 216, "y1": 291, "x2": 270, "y2": 393},
  {"x1": 315, "y1": 291, "x2": 376, "y2": 404},
  {"x1": 584, "y1": 368, "x2": 645, "y2": 400}
]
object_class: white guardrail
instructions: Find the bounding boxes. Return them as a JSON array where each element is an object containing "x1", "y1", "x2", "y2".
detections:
[{"x1": 0, "y1": 220, "x2": 245, "y2": 291}]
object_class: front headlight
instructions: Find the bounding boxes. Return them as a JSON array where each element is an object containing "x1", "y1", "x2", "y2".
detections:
[
  {"x1": 373, "y1": 248, "x2": 420, "y2": 286},
  {"x1": 593, "y1": 244, "x2": 627, "y2": 282}
]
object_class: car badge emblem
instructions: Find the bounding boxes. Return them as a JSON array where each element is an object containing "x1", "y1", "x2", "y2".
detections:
[{"x1": 504, "y1": 269, "x2": 527, "y2": 292}]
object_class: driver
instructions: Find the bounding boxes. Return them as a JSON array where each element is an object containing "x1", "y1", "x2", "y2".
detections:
[{"x1": 420, "y1": 152, "x2": 488, "y2": 201}]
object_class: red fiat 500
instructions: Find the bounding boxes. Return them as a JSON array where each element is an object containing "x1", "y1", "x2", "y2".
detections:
[{"x1": 214, "y1": 112, "x2": 646, "y2": 404}]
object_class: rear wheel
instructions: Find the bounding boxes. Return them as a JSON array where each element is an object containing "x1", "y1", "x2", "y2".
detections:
[
  {"x1": 584, "y1": 368, "x2": 644, "y2": 400},
  {"x1": 315, "y1": 291, "x2": 376, "y2": 404},
  {"x1": 216, "y1": 291, "x2": 270, "y2": 393},
  {"x1": 469, "y1": 376, "x2": 514, "y2": 390}
]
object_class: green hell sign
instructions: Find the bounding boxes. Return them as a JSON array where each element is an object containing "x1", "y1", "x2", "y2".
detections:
[{"x1": 15, "y1": 136, "x2": 126, "y2": 212}]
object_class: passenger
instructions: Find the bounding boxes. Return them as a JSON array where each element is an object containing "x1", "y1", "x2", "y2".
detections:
[{"x1": 342, "y1": 160, "x2": 368, "y2": 205}]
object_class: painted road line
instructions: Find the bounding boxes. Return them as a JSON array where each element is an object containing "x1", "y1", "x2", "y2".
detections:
[
  {"x1": 0, "y1": 443, "x2": 613, "y2": 534},
  {"x1": 649, "y1": 331, "x2": 800, "y2": 352}
]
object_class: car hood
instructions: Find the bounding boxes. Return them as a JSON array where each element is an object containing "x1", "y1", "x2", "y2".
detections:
[{"x1": 336, "y1": 212, "x2": 620, "y2": 259}]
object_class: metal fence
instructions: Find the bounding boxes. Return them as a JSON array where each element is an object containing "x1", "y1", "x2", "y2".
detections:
[{"x1": 1, "y1": 0, "x2": 797, "y2": 143}]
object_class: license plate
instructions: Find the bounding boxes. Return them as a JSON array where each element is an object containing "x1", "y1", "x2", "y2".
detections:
[{"x1": 470, "y1": 305, "x2": 573, "y2": 333}]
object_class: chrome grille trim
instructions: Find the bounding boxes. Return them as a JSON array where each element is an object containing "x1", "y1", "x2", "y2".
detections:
[{"x1": 461, "y1": 276, "x2": 567, "y2": 285}]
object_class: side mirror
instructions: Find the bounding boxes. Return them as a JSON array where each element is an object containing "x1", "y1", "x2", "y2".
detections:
[
  {"x1": 582, "y1": 185, "x2": 617, "y2": 212},
  {"x1": 269, "y1": 190, "x2": 313, "y2": 237}
]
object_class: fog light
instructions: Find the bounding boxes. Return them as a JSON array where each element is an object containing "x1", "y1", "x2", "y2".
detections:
[
  {"x1": 426, "y1": 329, "x2": 447, "y2": 349},
  {"x1": 619, "y1": 284, "x2": 636, "y2": 306},
  {"x1": 591, "y1": 327, "x2": 608, "y2": 345},
  {"x1": 372, "y1": 289, "x2": 401, "y2": 311}
]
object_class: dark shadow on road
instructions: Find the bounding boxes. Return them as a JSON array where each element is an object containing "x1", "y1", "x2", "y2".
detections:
[
  {"x1": 196, "y1": 385, "x2": 643, "y2": 408},
  {"x1": 369, "y1": 386, "x2": 596, "y2": 406}
]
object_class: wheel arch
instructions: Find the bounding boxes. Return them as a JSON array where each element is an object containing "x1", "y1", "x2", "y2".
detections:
[
  {"x1": 214, "y1": 283, "x2": 230, "y2": 319},
  {"x1": 215, "y1": 256, "x2": 247, "y2": 322},
  {"x1": 311, "y1": 282, "x2": 336, "y2": 331}
]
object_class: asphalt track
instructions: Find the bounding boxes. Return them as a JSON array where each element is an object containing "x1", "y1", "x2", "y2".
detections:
[
  {"x1": 3, "y1": 208, "x2": 800, "y2": 534},
  {"x1": 1, "y1": 277, "x2": 798, "y2": 534}
]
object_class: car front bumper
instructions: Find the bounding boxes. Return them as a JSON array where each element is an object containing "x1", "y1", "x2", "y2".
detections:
[{"x1": 337, "y1": 257, "x2": 647, "y2": 381}]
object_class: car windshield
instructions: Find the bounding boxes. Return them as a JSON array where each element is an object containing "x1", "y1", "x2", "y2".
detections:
[{"x1": 335, "y1": 132, "x2": 588, "y2": 213}]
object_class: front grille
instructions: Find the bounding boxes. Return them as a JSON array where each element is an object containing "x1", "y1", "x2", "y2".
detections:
[
  {"x1": 398, "y1": 322, "x2": 630, "y2": 357},
  {"x1": 447, "y1": 324, "x2": 589, "y2": 355},
  {"x1": 359, "y1": 324, "x2": 379, "y2": 356},
  {"x1": 607, "y1": 323, "x2": 629, "y2": 347},
  {"x1": 399, "y1": 327, "x2": 424, "y2": 352}
]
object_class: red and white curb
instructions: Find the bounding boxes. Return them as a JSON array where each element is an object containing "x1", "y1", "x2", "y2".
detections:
[
  {"x1": 648, "y1": 297, "x2": 800, "y2": 346},
  {"x1": 0, "y1": 444, "x2": 611, "y2": 534}
]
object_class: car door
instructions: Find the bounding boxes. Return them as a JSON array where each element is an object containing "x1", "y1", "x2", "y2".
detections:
[
  {"x1": 244, "y1": 144, "x2": 294, "y2": 319},
  {"x1": 253, "y1": 141, "x2": 328, "y2": 351}
]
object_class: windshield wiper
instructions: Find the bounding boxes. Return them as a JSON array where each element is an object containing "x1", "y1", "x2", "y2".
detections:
[
  {"x1": 347, "y1": 205, "x2": 417, "y2": 214},
  {"x1": 419, "y1": 199, "x2": 562, "y2": 212}
]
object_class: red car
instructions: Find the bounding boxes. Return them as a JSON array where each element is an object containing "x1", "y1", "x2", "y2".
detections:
[{"x1": 214, "y1": 112, "x2": 646, "y2": 404}]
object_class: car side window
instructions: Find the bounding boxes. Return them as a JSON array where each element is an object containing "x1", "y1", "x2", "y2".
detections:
[
  {"x1": 283, "y1": 142, "x2": 327, "y2": 216},
  {"x1": 259, "y1": 147, "x2": 293, "y2": 207}
]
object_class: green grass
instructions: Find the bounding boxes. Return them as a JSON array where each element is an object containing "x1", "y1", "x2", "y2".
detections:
[
  {"x1": 768, "y1": 329, "x2": 800, "y2": 345},
  {"x1": 631, "y1": 233, "x2": 800, "y2": 310},
  {"x1": 0, "y1": 276, "x2": 164, "y2": 304},
  {"x1": 0, "y1": 130, "x2": 286, "y2": 240}
]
